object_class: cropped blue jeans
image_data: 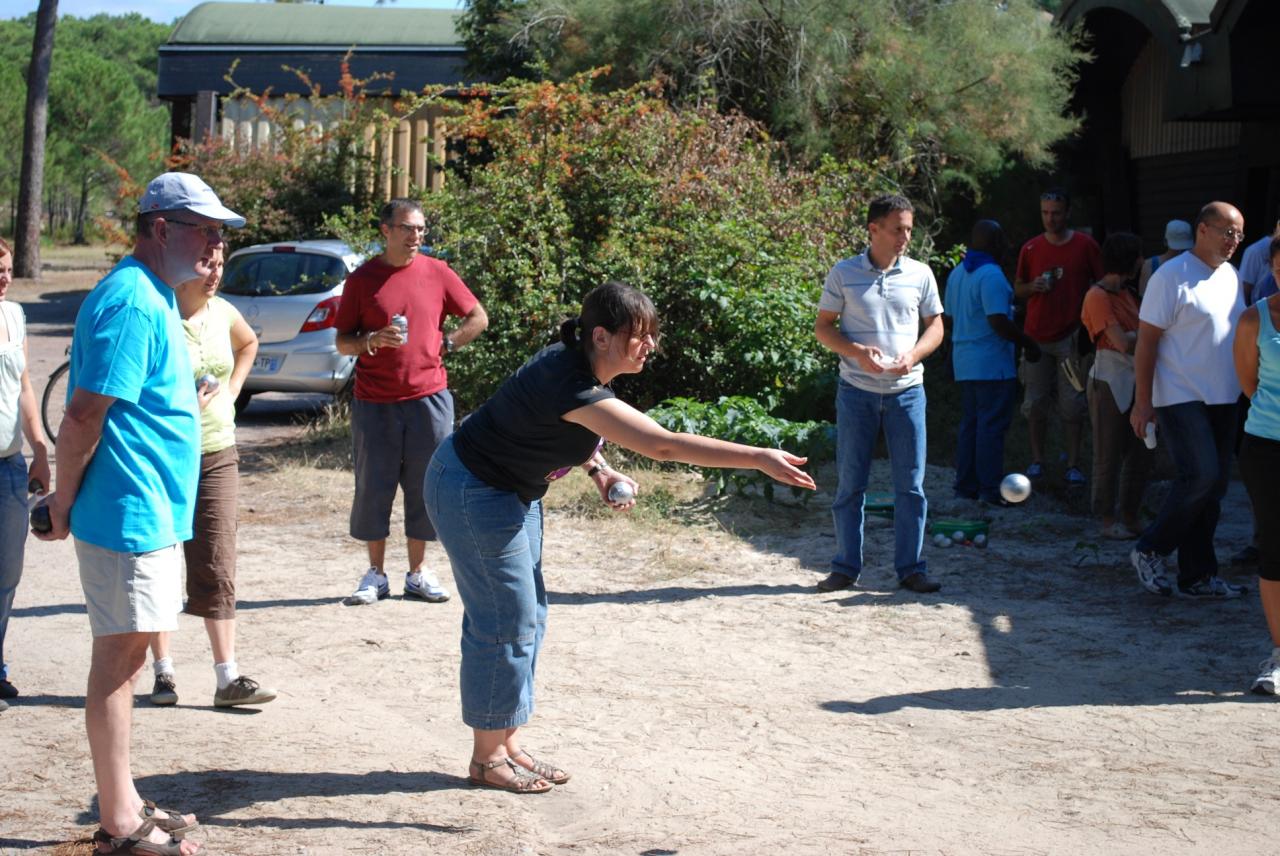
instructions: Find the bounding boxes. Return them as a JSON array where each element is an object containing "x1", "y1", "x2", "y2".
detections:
[
  {"x1": 831, "y1": 381, "x2": 928, "y2": 582},
  {"x1": 424, "y1": 436, "x2": 546, "y2": 731}
]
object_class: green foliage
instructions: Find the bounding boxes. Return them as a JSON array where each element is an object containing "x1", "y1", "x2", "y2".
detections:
[
  {"x1": 647, "y1": 395, "x2": 834, "y2": 500},
  {"x1": 0, "y1": 13, "x2": 172, "y2": 240},
  {"x1": 395, "y1": 75, "x2": 924, "y2": 415},
  {"x1": 460, "y1": 0, "x2": 1087, "y2": 209}
]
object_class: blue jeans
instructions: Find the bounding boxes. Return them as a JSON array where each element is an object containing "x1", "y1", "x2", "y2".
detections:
[
  {"x1": 0, "y1": 453, "x2": 30, "y2": 682},
  {"x1": 954, "y1": 379, "x2": 1017, "y2": 502},
  {"x1": 1136, "y1": 401, "x2": 1237, "y2": 586},
  {"x1": 424, "y1": 436, "x2": 546, "y2": 731},
  {"x1": 831, "y1": 381, "x2": 928, "y2": 581}
]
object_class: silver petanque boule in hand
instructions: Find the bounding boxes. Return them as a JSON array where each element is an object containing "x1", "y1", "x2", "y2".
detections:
[
  {"x1": 607, "y1": 481, "x2": 635, "y2": 504},
  {"x1": 197, "y1": 373, "x2": 219, "y2": 393}
]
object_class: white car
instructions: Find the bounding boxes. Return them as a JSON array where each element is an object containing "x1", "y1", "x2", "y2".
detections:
[{"x1": 220, "y1": 240, "x2": 365, "y2": 412}]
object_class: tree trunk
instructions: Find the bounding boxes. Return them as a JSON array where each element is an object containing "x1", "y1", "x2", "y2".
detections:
[
  {"x1": 74, "y1": 172, "x2": 89, "y2": 245},
  {"x1": 14, "y1": 0, "x2": 58, "y2": 279}
]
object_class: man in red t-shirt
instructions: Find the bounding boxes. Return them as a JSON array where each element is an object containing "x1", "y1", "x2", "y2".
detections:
[
  {"x1": 1013, "y1": 188, "x2": 1103, "y2": 485},
  {"x1": 334, "y1": 198, "x2": 488, "y2": 606}
]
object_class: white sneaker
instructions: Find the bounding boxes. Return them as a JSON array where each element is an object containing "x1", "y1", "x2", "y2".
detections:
[
  {"x1": 405, "y1": 569, "x2": 450, "y2": 603},
  {"x1": 344, "y1": 568, "x2": 389, "y2": 606},
  {"x1": 1176, "y1": 576, "x2": 1248, "y2": 600},
  {"x1": 1252, "y1": 653, "x2": 1280, "y2": 695},
  {"x1": 1130, "y1": 549, "x2": 1172, "y2": 596}
]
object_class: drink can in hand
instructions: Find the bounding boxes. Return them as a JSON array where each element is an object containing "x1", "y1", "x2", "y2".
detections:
[
  {"x1": 391, "y1": 314, "x2": 408, "y2": 342},
  {"x1": 1143, "y1": 422, "x2": 1157, "y2": 450}
]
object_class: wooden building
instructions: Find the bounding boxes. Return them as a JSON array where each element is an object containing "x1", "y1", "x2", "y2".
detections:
[
  {"x1": 1057, "y1": 0, "x2": 1280, "y2": 248},
  {"x1": 156, "y1": 1, "x2": 472, "y2": 195}
]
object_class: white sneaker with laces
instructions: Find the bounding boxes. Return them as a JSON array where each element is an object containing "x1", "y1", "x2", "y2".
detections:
[
  {"x1": 405, "y1": 569, "x2": 450, "y2": 603},
  {"x1": 344, "y1": 568, "x2": 389, "y2": 605},
  {"x1": 1176, "y1": 576, "x2": 1248, "y2": 600},
  {"x1": 1130, "y1": 549, "x2": 1172, "y2": 596},
  {"x1": 1252, "y1": 652, "x2": 1280, "y2": 695}
]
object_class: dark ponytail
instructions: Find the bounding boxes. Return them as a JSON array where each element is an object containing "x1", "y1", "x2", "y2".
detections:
[{"x1": 559, "y1": 317, "x2": 583, "y2": 348}]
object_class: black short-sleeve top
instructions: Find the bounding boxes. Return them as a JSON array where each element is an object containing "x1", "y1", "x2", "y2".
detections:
[{"x1": 453, "y1": 343, "x2": 616, "y2": 502}]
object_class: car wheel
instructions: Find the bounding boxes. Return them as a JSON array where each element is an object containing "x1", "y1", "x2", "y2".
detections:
[{"x1": 234, "y1": 389, "x2": 254, "y2": 416}]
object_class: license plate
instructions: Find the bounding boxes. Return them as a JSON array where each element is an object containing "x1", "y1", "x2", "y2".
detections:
[{"x1": 253, "y1": 355, "x2": 281, "y2": 374}]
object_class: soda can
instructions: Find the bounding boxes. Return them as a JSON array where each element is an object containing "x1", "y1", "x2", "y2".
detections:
[{"x1": 391, "y1": 314, "x2": 408, "y2": 343}]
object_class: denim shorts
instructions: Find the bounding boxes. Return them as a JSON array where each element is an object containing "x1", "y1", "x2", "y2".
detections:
[{"x1": 424, "y1": 436, "x2": 547, "y2": 731}]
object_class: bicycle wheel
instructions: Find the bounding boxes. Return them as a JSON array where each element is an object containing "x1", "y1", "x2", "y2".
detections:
[{"x1": 41, "y1": 361, "x2": 70, "y2": 442}]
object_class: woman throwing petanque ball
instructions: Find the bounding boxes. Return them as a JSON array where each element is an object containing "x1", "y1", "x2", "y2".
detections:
[{"x1": 424, "y1": 280, "x2": 815, "y2": 793}]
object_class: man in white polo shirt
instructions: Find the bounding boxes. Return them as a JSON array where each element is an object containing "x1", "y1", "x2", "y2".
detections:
[
  {"x1": 813, "y1": 194, "x2": 945, "y2": 595},
  {"x1": 1129, "y1": 201, "x2": 1249, "y2": 600}
]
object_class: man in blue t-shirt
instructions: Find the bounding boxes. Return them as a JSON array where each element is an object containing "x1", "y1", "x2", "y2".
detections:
[
  {"x1": 35, "y1": 172, "x2": 243, "y2": 855},
  {"x1": 814, "y1": 194, "x2": 946, "y2": 595},
  {"x1": 943, "y1": 220, "x2": 1042, "y2": 504}
]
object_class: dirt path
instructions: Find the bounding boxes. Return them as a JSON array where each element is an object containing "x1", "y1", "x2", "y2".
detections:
[{"x1": 2, "y1": 255, "x2": 1276, "y2": 855}]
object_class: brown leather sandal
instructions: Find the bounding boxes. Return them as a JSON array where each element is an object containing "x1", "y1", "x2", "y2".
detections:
[
  {"x1": 140, "y1": 800, "x2": 197, "y2": 836},
  {"x1": 468, "y1": 757, "x2": 553, "y2": 794},
  {"x1": 92, "y1": 817, "x2": 206, "y2": 854},
  {"x1": 510, "y1": 748, "x2": 571, "y2": 785}
]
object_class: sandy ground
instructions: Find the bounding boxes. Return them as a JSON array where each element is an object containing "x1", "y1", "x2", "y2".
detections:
[{"x1": 2, "y1": 254, "x2": 1277, "y2": 855}]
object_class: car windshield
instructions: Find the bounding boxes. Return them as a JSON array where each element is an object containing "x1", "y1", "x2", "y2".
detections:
[{"x1": 221, "y1": 251, "x2": 348, "y2": 297}]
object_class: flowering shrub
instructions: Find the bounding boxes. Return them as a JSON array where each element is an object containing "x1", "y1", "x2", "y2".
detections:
[{"x1": 413, "y1": 73, "x2": 928, "y2": 416}]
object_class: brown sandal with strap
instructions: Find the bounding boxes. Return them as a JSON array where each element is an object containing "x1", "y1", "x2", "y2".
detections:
[
  {"x1": 140, "y1": 800, "x2": 198, "y2": 836},
  {"x1": 92, "y1": 818, "x2": 206, "y2": 854},
  {"x1": 468, "y1": 757, "x2": 554, "y2": 794},
  {"x1": 510, "y1": 749, "x2": 571, "y2": 785}
]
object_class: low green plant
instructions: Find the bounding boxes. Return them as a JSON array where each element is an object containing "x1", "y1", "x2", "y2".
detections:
[{"x1": 646, "y1": 395, "x2": 835, "y2": 501}]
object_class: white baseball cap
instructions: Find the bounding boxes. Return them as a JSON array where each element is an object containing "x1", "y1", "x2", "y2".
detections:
[
  {"x1": 138, "y1": 172, "x2": 245, "y2": 228},
  {"x1": 1164, "y1": 219, "x2": 1193, "y2": 251}
]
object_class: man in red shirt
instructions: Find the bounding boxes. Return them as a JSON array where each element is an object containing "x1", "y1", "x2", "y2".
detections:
[
  {"x1": 1014, "y1": 188, "x2": 1103, "y2": 485},
  {"x1": 334, "y1": 199, "x2": 488, "y2": 605}
]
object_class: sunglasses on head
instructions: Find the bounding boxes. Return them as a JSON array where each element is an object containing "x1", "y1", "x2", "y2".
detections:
[{"x1": 1040, "y1": 192, "x2": 1068, "y2": 202}]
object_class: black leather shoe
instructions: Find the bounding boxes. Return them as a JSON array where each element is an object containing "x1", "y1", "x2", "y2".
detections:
[
  {"x1": 899, "y1": 572, "x2": 941, "y2": 593},
  {"x1": 0, "y1": 679, "x2": 16, "y2": 700},
  {"x1": 817, "y1": 572, "x2": 856, "y2": 592}
]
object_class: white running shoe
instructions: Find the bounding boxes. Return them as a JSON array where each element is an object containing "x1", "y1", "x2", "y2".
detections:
[
  {"x1": 1130, "y1": 549, "x2": 1172, "y2": 596},
  {"x1": 1176, "y1": 576, "x2": 1248, "y2": 600},
  {"x1": 405, "y1": 569, "x2": 450, "y2": 603},
  {"x1": 344, "y1": 568, "x2": 389, "y2": 606},
  {"x1": 1252, "y1": 653, "x2": 1280, "y2": 696}
]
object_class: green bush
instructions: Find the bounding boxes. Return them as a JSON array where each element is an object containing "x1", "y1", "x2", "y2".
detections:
[
  {"x1": 646, "y1": 395, "x2": 834, "y2": 500},
  {"x1": 407, "y1": 74, "x2": 938, "y2": 416}
]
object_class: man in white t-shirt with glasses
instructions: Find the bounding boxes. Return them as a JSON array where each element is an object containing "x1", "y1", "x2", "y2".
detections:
[{"x1": 1129, "y1": 201, "x2": 1250, "y2": 600}]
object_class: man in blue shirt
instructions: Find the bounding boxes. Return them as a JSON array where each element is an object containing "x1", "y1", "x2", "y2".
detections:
[
  {"x1": 36, "y1": 172, "x2": 242, "y2": 856},
  {"x1": 944, "y1": 220, "x2": 1041, "y2": 504},
  {"x1": 814, "y1": 194, "x2": 945, "y2": 594}
]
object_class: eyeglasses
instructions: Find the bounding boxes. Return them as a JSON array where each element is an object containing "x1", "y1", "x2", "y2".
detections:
[
  {"x1": 631, "y1": 330, "x2": 661, "y2": 349},
  {"x1": 390, "y1": 223, "x2": 427, "y2": 235},
  {"x1": 1206, "y1": 224, "x2": 1245, "y2": 243},
  {"x1": 165, "y1": 217, "x2": 224, "y2": 243}
]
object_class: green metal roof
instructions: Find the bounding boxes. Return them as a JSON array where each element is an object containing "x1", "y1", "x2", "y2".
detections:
[{"x1": 169, "y1": 1, "x2": 462, "y2": 47}]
